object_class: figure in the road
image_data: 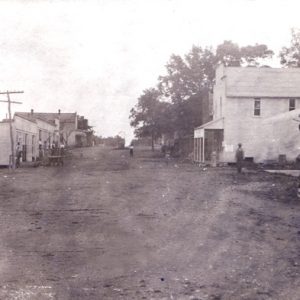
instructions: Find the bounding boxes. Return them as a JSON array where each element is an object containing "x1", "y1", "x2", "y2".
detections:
[
  {"x1": 60, "y1": 143, "x2": 65, "y2": 156},
  {"x1": 15, "y1": 142, "x2": 22, "y2": 168},
  {"x1": 129, "y1": 144, "x2": 134, "y2": 157},
  {"x1": 165, "y1": 147, "x2": 171, "y2": 165},
  {"x1": 38, "y1": 139, "x2": 43, "y2": 160},
  {"x1": 235, "y1": 143, "x2": 244, "y2": 173}
]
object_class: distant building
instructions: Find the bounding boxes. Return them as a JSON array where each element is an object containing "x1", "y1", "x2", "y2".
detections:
[
  {"x1": 194, "y1": 64, "x2": 300, "y2": 163},
  {"x1": 77, "y1": 115, "x2": 94, "y2": 146}
]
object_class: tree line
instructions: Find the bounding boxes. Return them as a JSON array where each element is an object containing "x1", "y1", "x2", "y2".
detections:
[{"x1": 130, "y1": 29, "x2": 300, "y2": 150}]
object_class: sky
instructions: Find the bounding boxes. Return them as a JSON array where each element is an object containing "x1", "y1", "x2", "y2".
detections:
[{"x1": 0, "y1": 0, "x2": 300, "y2": 143}]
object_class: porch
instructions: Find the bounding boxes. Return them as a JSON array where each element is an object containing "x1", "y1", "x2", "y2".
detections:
[{"x1": 194, "y1": 118, "x2": 224, "y2": 163}]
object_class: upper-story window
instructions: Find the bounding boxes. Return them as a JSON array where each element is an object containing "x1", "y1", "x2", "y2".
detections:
[
  {"x1": 289, "y1": 98, "x2": 296, "y2": 111},
  {"x1": 254, "y1": 98, "x2": 261, "y2": 116}
]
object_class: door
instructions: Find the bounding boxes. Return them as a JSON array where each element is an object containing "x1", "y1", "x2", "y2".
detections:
[
  {"x1": 204, "y1": 129, "x2": 224, "y2": 161},
  {"x1": 22, "y1": 134, "x2": 28, "y2": 162},
  {"x1": 32, "y1": 135, "x2": 35, "y2": 161},
  {"x1": 194, "y1": 137, "x2": 204, "y2": 162}
]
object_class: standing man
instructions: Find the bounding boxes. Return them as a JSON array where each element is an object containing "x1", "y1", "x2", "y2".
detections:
[
  {"x1": 38, "y1": 139, "x2": 43, "y2": 160},
  {"x1": 15, "y1": 142, "x2": 22, "y2": 168},
  {"x1": 129, "y1": 143, "x2": 134, "y2": 157},
  {"x1": 235, "y1": 143, "x2": 244, "y2": 173},
  {"x1": 165, "y1": 146, "x2": 171, "y2": 166}
]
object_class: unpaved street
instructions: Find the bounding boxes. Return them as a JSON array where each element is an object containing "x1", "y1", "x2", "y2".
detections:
[{"x1": 0, "y1": 146, "x2": 299, "y2": 300}]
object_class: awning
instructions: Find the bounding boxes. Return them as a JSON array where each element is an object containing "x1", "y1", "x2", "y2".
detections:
[{"x1": 195, "y1": 118, "x2": 224, "y2": 130}]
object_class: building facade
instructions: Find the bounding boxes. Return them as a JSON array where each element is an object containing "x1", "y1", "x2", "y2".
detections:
[
  {"x1": 16, "y1": 110, "x2": 87, "y2": 147},
  {"x1": 194, "y1": 64, "x2": 300, "y2": 163},
  {"x1": 0, "y1": 113, "x2": 58, "y2": 165}
]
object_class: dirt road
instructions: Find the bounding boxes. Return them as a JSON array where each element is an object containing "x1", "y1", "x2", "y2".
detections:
[{"x1": 0, "y1": 146, "x2": 299, "y2": 300}]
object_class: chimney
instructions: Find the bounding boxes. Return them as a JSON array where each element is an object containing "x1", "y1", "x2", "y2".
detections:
[
  {"x1": 31, "y1": 109, "x2": 34, "y2": 116},
  {"x1": 58, "y1": 109, "x2": 61, "y2": 115}
]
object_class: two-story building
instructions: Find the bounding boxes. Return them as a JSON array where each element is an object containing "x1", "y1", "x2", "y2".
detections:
[{"x1": 194, "y1": 64, "x2": 300, "y2": 163}]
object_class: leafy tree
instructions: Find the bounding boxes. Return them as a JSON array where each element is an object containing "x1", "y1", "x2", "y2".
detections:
[
  {"x1": 129, "y1": 88, "x2": 171, "y2": 150},
  {"x1": 216, "y1": 40, "x2": 241, "y2": 66},
  {"x1": 158, "y1": 54, "x2": 190, "y2": 102},
  {"x1": 216, "y1": 41, "x2": 274, "y2": 67},
  {"x1": 158, "y1": 46, "x2": 215, "y2": 102},
  {"x1": 240, "y1": 44, "x2": 274, "y2": 66},
  {"x1": 164, "y1": 89, "x2": 208, "y2": 137},
  {"x1": 280, "y1": 28, "x2": 300, "y2": 67},
  {"x1": 185, "y1": 46, "x2": 216, "y2": 91}
]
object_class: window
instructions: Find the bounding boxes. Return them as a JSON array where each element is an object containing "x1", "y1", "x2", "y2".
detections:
[
  {"x1": 254, "y1": 98, "x2": 261, "y2": 116},
  {"x1": 289, "y1": 98, "x2": 296, "y2": 111}
]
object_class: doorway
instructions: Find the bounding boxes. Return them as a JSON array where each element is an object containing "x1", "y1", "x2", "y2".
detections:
[{"x1": 204, "y1": 129, "x2": 224, "y2": 161}]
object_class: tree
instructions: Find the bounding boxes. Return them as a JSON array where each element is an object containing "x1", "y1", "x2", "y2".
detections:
[
  {"x1": 163, "y1": 89, "x2": 208, "y2": 137},
  {"x1": 216, "y1": 40, "x2": 241, "y2": 66},
  {"x1": 216, "y1": 40, "x2": 274, "y2": 67},
  {"x1": 280, "y1": 28, "x2": 300, "y2": 67},
  {"x1": 129, "y1": 88, "x2": 170, "y2": 150},
  {"x1": 158, "y1": 46, "x2": 215, "y2": 102},
  {"x1": 240, "y1": 44, "x2": 274, "y2": 66}
]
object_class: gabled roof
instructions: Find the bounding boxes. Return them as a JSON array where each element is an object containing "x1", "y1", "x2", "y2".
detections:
[
  {"x1": 14, "y1": 113, "x2": 37, "y2": 124},
  {"x1": 223, "y1": 66, "x2": 300, "y2": 98},
  {"x1": 15, "y1": 112, "x2": 76, "y2": 124}
]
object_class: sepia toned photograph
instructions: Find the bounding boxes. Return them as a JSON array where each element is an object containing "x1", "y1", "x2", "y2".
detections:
[{"x1": 0, "y1": 0, "x2": 300, "y2": 299}]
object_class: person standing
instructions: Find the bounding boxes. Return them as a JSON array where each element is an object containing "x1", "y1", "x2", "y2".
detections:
[
  {"x1": 60, "y1": 143, "x2": 65, "y2": 156},
  {"x1": 129, "y1": 144, "x2": 134, "y2": 157},
  {"x1": 165, "y1": 147, "x2": 171, "y2": 166},
  {"x1": 15, "y1": 142, "x2": 22, "y2": 168},
  {"x1": 235, "y1": 143, "x2": 244, "y2": 173},
  {"x1": 38, "y1": 139, "x2": 43, "y2": 160}
]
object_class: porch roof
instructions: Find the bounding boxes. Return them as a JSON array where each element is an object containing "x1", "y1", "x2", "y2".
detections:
[{"x1": 195, "y1": 118, "x2": 224, "y2": 130}]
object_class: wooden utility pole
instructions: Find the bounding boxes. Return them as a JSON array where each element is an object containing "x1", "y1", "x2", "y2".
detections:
[{"x1": 0, "y1": 91, "x2": 23, "y2": 169}]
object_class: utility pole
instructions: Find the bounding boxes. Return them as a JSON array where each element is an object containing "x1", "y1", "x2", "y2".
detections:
[{"x1": 0, "y1": 91, "x2": 24, "y2": 169}]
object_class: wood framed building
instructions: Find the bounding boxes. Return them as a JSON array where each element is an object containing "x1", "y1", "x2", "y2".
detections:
[
  {"x1": 15, "y1": 110, "x2": 88, "y2": 147},
  {"x1": 194, "y1": 64, "x2": 300, "y2": 163},
  {"x1": 0, "y1": 113, "x2": 58, "y2": 165}
]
